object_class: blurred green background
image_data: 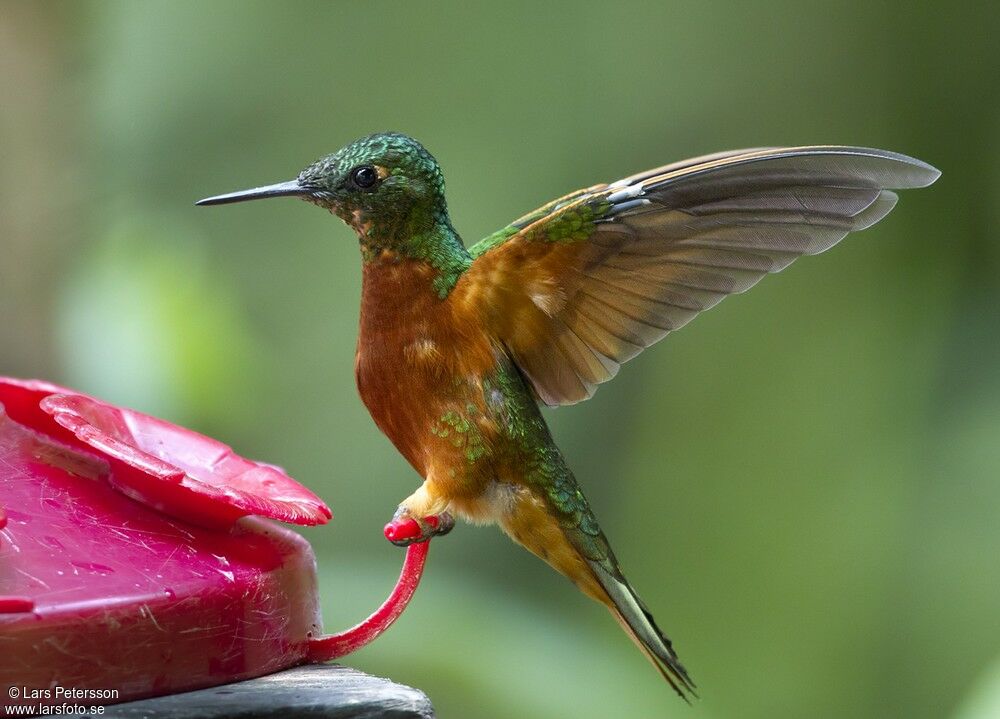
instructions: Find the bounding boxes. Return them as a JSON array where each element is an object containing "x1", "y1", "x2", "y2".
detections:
[{"x1": 2, "y1": 1, "x2": 998, "y2": 717}]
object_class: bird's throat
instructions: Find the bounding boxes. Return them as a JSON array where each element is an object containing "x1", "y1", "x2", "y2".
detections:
[{"x1": 358, "y1": 219, "x2": 471, "y2": 299}]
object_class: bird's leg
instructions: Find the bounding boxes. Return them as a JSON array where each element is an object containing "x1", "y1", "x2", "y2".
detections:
[{"x1": 384, "y1": 478, "x2": 455, "y2": 546}]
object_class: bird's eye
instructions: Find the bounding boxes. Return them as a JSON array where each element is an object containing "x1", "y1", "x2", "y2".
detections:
[{"x1": 351, "y1": 165, "x2": 379, "y2": 189}]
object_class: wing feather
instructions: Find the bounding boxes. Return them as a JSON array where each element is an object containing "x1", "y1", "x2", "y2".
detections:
[{"x1": 457, "y1": 146, "x2": 938, "y2": 405}]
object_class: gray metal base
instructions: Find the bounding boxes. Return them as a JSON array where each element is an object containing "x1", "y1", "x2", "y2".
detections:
[{"x1": 90, "y1": 665, "x2": 434, "y2": 719}]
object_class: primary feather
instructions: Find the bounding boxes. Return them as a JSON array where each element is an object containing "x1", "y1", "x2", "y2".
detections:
[{"x1": 461, "y1": 146, "x2": 939, "y2": 406}]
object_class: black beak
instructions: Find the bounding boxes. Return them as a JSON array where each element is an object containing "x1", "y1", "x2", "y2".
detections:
[{"x1": 196, "y1": 179, "x2": 312, "y2": 206}]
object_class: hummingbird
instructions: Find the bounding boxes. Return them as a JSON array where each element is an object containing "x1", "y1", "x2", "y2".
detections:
[{"x1": 198, "y1": 133, "x2": 939, "y2": 699}]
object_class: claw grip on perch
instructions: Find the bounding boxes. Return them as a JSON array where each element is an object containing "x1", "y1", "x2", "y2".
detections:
[{"x1": 384, "y1": 513, "x2": 451, "y2": 545}]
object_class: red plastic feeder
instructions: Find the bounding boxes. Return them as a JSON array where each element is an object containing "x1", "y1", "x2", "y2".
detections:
[{"x1": 0, "y1": 377, "x2": 430, "y2": 708}]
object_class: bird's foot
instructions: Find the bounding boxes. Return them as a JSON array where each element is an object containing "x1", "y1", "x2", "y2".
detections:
[{"x1": 384, "y1": 509, "x2": 454, "y2": 546}]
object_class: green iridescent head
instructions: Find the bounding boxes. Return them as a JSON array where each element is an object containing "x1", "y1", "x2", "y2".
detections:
[{"x1": 198, "y1": 132, "x2": 457, "y2": 254}]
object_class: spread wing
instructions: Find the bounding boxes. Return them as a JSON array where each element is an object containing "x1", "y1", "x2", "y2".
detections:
[{"x1": 455, "y1": 146, "x2": 940, "y2": 406}]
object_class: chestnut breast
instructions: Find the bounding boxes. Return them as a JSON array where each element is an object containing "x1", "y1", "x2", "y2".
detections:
[{"x1": 355, "y1": 255, "x2": 499, "y2": 480}]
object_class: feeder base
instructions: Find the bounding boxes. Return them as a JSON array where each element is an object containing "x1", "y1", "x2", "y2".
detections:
[{"x1": 96, "y1": 665, "x2": 434, "y2": 718}]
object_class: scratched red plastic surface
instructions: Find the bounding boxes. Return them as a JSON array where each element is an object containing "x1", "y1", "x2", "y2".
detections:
[
  {"x1": 0, "y1": 378, "x2": 430, "y2": 707},
  {"x1": 0, "y1": 378, "x2": 328, "y2": 703}
]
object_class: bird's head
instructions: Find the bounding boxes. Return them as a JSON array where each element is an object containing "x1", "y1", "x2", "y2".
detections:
[{"x1": 198, "y1": 132, "x2": 451, "y2": 252}]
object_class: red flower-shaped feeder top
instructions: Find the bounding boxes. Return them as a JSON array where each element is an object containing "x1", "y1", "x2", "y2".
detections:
[
  {"x1": 2, "y1": 377, "x2": 330, "y2": 528},
  {"x1": 45, "y1": 391, "x2": 332, "y2": 529},
  {"x1": 0, "y1": 377, "x2": 430, "y2": 706}
]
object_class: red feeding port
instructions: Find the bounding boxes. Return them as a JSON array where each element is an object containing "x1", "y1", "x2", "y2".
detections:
[{"x1": 0, "y1": 377, "x2": 430, "y2": 708}]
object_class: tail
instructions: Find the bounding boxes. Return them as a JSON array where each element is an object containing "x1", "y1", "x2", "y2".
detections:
[
  {"x1": 500, "y1": 504, "x2": 696, "y2": 699},
  {"x1": 589, "y1": 556, "x2": 697, "y2": 702},
  {"x1": 496, "y1": 469, "x2": 696, "y2": 699}
]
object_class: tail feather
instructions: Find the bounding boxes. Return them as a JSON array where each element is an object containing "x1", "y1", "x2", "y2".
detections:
[
  {"x1": 591, "y1": 561, "x2": 697, "y2": 701},
  {"x1": 496, "y1": 474, "x2": 695, "y2": 699}
]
